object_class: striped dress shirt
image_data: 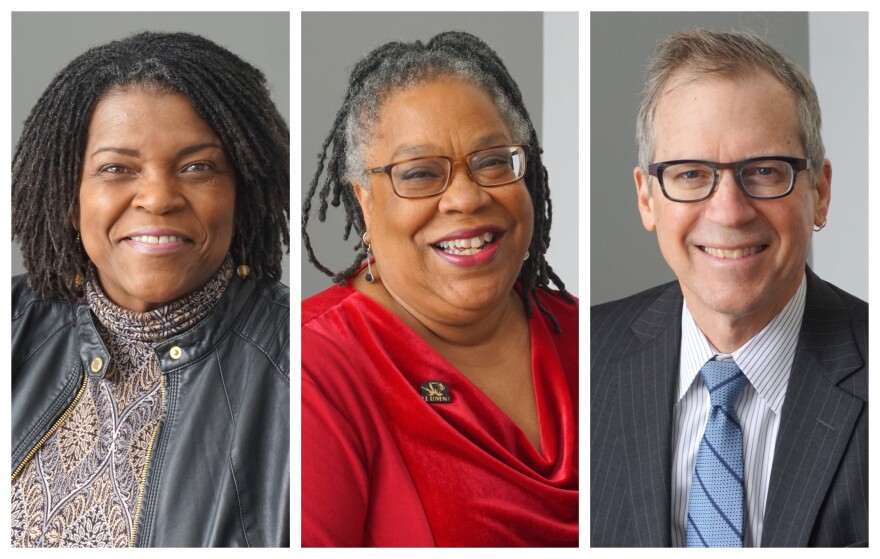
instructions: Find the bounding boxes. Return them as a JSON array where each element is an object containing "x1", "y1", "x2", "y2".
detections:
[{"x1": 671, "y1": 276, "x2": 806, "y2": 547}]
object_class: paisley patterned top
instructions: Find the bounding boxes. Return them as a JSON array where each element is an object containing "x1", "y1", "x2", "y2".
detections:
[{"x1": 11, "y1": 257, "x2": 233, "y2": 548}]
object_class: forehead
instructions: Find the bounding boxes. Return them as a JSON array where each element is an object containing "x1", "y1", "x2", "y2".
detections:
[
  {"x1": 652, "y1": 69, "x2": 801, "y2": 160},
  {"x1": 368, "y1": 78, "x2": 512, "y2": 155},
  {"x1": 86, "y1": 86, "x2": 217, "y2": 142}
]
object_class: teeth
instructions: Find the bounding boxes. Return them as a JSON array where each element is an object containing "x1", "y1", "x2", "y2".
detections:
[
  {"x1": 130, "y1": 235, "x2": 184, "y2": 244},
  {"x1": 436, "y1": 232, "x2": 496, "y2": 255},
  {"x1": 702, "y1": 246, "x2": 762, "y2": 259}
]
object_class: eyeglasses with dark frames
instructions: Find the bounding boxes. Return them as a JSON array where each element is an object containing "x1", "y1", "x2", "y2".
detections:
[
  {"x1": 368, "y1": 144, "x2": 528, "y2": 199},
  {"x1": 648, "y1": 156, "x2": 811, "y2": 203}
]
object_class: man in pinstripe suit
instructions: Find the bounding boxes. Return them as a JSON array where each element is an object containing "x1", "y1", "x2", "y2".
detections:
[{"x1": 591, "y1": 29, "x2": 867, "y2": 547}]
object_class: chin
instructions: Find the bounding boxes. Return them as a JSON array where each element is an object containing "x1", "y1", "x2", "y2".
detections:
[
  {"x1": 438, "y1": 280, "x2": 510, "y2": 312},
  {"x1": 693, "y1": 284, "x2": 767, "y2": 320}
]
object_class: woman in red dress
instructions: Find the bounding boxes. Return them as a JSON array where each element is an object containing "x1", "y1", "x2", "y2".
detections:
[{"x1": 302, "y1": 31, "x2": 578, "y2": 547}]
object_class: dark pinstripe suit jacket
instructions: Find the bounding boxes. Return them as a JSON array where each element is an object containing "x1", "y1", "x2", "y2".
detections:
[{"x1": 590, "y1": 268, "x2": 868, "y2": 547}]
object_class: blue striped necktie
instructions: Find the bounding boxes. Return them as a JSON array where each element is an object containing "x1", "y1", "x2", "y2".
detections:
[{"x1": 686, "y1": 359, "x2": 749, "y2": 547}]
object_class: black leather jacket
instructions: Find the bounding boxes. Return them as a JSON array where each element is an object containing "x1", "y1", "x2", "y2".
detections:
[{"x1": 11, "y1": 273, "x2": 290, "y2": 547}]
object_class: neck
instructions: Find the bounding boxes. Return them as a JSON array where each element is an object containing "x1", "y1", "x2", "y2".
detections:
[
  {"x1": 689, "y1": 311, "x2": 762, "y2": 354},
  {"x1": 683, "y1": 277, "x2": 802, "y2": 354},
  {"x1": 353, "y1": 271, "x2": 525, "y2": 349}
]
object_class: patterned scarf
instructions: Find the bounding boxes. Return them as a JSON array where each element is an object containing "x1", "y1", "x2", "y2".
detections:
[{"x1": 12, "y1": 257, "x2": 233, "y2": 548}]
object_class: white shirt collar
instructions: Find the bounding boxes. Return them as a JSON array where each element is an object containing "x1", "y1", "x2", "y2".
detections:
[{"x1": 677, "y1": 274, "x2": 807, "y2": 413}]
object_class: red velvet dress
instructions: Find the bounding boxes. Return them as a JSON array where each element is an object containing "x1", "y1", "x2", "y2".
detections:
[{"x1": 301, "y1": 282, "x2": 578, "y2": 547}]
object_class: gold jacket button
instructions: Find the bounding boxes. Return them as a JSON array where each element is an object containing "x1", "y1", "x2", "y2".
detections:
[
  {"x1": 90, "y1": 357, "x2": 103, "y2": 373},
  {"x1": 169, "y1": 346, "x2": 183, "y2": 360}
]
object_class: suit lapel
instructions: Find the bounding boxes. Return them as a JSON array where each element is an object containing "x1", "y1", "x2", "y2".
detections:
[
  {"x1": 761, "y1": 270, "x2": 865, "y2": 546},
  {"x1": 617, "y1": 283, "x2": 682, "y2": 546}
]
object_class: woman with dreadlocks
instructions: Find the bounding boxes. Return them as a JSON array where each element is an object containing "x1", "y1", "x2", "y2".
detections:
[
  {"x1": 11, "y1": 32, "x2": 289, "y2": 547},
  {"x1": 302, "y1": 31, "x2": 577, "y2": 546}
]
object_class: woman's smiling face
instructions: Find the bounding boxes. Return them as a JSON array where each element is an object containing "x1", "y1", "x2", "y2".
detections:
[
  {"x1": 354, "y1": 77, "x2": 533, "y2": 324},
  {"x1": 78, "y1": 86, "x2": 236, "y2": 312}
]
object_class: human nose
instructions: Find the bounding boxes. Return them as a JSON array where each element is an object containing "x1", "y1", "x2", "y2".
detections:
[
  {"x1": 437, "y1": 161, "x2": 491, "y2": 214},
  {"x1": 703, "y1": 168, "x2": 758, "y2": 225},
  {"x1": 132, "y1": 171, "x2": 186, "y2": 214}
]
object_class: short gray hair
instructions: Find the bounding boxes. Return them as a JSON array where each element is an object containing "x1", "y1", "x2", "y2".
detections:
[{"x1": 636, "y1": 29, "x2": 824, "y2": 183}]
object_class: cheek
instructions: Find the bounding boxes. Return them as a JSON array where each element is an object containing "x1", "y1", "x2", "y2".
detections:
[
  {"x1": 214, "y1": 199, "x2": 236, "y2": 229},
  {"x1": 77, "y1": 186, "x2": 120, "y2": 242},
  {"x1": 772, "y1": 210, "x2": 811, "y2": 249},
  {"x1": 216, "y1": 208, "x2": 235, "y2": 239},
  {"x1": 770, "y1": 189, "x2": 813, "y2": 241},
  {"x1": 653, "y1": 206, "x2": 699, "y2": 268},
  {"x1": 653, "y1": 204, "x2": 689, "y2": 240},
  {"x1": 373, "y1": 197, "x2": 433, "y2": 241},
  {"x1": 504, "y1": 184, "x2": 533, "y2": 233},
  {"x1": 521, "y1": 199, "x2": 535, "y2": 243},
  {"x1": 198, "y1": 187, "x2": 236, "y2": 236}
]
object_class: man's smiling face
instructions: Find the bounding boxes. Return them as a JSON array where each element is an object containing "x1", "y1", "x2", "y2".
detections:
[{"x1": 635, "y1": 69, "x2": 830, "y2": 337}]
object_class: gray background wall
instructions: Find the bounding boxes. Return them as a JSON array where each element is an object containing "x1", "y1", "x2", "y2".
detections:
[
  {"x1": 590, "y1": 12, "x2": 867, "y2": 305},
  {"x1": 808, "y1": 12, "x2": 868, "y2": 301},
  {"x1": 11, "y1": 12, "x2": 291, "y2": 287},
  {"x1": 301, "y1": 12, "x2": 578, "y2": 299}
]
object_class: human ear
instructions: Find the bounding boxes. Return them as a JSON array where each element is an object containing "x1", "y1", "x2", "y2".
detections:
[
  {"x1": 813, "y1": 159, "x2": 832, "y2": 226},
  {"x1": 634, "y1": 166, "x2": 657, "y2": 232},
  {"x1": 352, "y1": 181, "x2": 374, "y2": 232},
  {"x1": 70, "y1": 205, "x2": 80, "y2": 231}
]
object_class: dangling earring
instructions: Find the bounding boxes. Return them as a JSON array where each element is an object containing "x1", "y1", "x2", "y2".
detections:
[
  {"x1": 232, "y1": 227, "x2": 250, "y2": 278},
  {"x1": 363, "y1": 232, "x2": 375, "y2": 283},
  {"x1": 73, "y1": 231, "x2": 84, "y2": 289},
  {"x1": 523, "y1": 250, "x2": 530, "y2": 261}
]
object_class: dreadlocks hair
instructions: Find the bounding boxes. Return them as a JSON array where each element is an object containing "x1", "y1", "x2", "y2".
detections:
[
  {"x1": 302, "y1": 30, "x2": 572, "y2": 331},
  {"x1": 12, "y1": 31, "x2": 290, "y2": 302}
]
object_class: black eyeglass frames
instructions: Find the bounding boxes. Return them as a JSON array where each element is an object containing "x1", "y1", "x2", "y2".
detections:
[{"x1": 647, "y1": 156, "x2": 811, "y2": 202}]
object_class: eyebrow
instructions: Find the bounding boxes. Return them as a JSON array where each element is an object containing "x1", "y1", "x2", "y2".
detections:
[
  {"x1": 389, "y1": 133, "x2": 513, "y2": 161},
  {"x1": 176, "y1": 142, "x2": 224, "y2": 158},
  {"x1": 390, "y1": 144, "x2": 438, "y2": 160},
  {"x1": 90, "y1": 146, "x2": 139, "y2": 158},
  {"x1": 472, "y1": 133, "x2": 512, "y2": 149},
  {"x1": 89, "y1": 142, "x2": 224, "y2": 159}
]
